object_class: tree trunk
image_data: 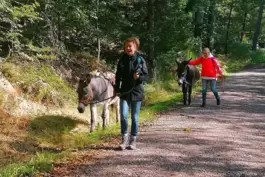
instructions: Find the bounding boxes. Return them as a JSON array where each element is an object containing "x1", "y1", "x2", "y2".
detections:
[
  {"x1": 224, "y1": 1, "x2": 234, "y2": 55},
  {"x1": 194, "y1": 9, "x2": 203, "y2": 38},
  {"x1": 240, "y1": 11, "x2": 248, "y2": 43},
  {"x1": 96, "y1": 0, "x2": 101, "y2": 61},
  {"x1": 207, "y1": 0, "x2": 216, "y2": 50},
  {"x1": 252, "y1": 0, "x2": 265, "y2": 51},
  {"x1": 147, "y1": 0, "x2": 155, "y2": 81}
]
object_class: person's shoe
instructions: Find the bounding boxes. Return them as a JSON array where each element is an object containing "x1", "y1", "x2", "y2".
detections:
[
  {"x1": 217, "y1": 98, "x2": 221, "y2": 105},
  {"x1": 128, "y1": 136, "x2": 137, "y2": 150},
  {"x1": 200, "y1": 102, "x2": 206, "y2": 107},
  {"x1": 119, "y1": 134, "x2": 128, "y2": 150}
]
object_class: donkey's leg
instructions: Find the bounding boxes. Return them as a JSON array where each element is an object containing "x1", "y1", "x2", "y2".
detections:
[
  {"x1": 102, "y1": 103, "x2": 110, "y2": 129},
  {"x1": 182, "y1": 84, "x2": 187, "y2": 105},
  {"x1": 115, "y1": 99, "x2": 120, "y2": 123},
  {"x1": 188, "y1": 85, "x2": 192, "y2": 105},
  {"x1": 90, "y1": 104, "x2": 98, "y2": 133}
]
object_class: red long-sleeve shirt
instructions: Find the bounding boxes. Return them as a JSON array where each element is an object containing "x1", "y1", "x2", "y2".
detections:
[{"x1": 189, "y1": 56, "x2": 223, "y2": 79}]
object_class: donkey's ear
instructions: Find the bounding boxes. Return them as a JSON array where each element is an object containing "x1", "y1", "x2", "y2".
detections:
[
  {"x1": 183, "y1": 60, "x2": 190, "y2": 65},
  {"x1": 175, "y1": 60, "x2": 180, "y2": 65},
  {"x1": 87, "y1": 73, "x2": 92, "y2": 78}
]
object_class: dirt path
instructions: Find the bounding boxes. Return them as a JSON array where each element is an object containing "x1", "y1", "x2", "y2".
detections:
[{"x1": 49, "y1": 66, "x2": 265, "y2": 177}]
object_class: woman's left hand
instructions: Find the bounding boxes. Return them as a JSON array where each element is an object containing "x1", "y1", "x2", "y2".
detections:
[{"x1": 133, "y1": 73, "x2": 140, "y2": 80}]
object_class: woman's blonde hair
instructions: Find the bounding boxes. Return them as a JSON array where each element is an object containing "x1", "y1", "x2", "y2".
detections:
[
  {"x1": 203, "y1": 47, "x2": 210, "y2": 53},
  {"x1": 124, "y1": 37, "x2": 140, "y2": 50}
]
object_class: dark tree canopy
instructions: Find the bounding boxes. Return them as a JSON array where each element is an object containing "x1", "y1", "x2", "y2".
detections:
[{"x1": 0, "y1": 0, "x2": 264, "y2": 80}]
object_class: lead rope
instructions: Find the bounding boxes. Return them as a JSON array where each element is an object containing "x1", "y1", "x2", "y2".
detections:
[
  {"x1": 222, "y1": 77, "x2": 225, "y2": 93},
  {"x1": 79, "y1": 84, "x2": 137, "y2": 105}
]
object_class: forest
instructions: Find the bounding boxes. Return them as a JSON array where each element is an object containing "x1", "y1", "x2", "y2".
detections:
[{"x1": 1, "y1": 0, "x2": 265, "y2": 80}]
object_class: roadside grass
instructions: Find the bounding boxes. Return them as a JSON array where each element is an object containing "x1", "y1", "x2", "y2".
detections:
[{"x1": 0, "y1": 152, "x2": 70, "y2": 177}]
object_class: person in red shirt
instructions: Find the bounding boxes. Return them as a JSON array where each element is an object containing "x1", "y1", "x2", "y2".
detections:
[{"x1": 189, "y1": 48, "x2": 224, "y2": 107}]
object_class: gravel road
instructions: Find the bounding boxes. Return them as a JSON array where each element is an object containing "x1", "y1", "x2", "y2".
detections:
[{"x1": 49, "y1": 66, "x2": 265, "y2": 177}]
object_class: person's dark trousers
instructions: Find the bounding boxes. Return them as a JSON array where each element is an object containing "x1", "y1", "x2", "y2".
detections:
[{"x1": 201, "y1": 79, "x2": 220, "y2": 107}]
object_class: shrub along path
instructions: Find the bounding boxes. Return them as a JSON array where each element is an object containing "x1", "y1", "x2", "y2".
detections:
[{"x1": 48, "y1": 66, "x2": 265, "y2": 177}]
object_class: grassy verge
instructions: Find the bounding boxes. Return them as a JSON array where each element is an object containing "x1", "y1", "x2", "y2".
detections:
[{"x1": 0, "y1": 61, "x2": 76, "y2": 107}]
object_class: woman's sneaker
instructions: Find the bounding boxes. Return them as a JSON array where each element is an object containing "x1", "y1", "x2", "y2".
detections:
[
  {"x1": 200, "y1": 102, "x2": 206, "y2": 107},
  {"x1": 119, "y1": 134, "x2": 128, "y2": 150},
  {"x1": 128, "y1": 136, "x2": 137, "y2": 150},
  {"x1": 217, "y1": 98, "x2": 221, "y2": 105}
]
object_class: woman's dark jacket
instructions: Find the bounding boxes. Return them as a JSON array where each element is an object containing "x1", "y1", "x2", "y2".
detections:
[{"x1": 115, "y1": 53, "x2": 148, "y2": 101}]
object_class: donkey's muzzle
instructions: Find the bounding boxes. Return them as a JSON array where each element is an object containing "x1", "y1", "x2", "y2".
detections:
[
  {"x1": 178, "y1": 79, "x2": 183, "y2": 86},
  {"x1": 77, "y1": 103, "x2": 86, "y2": 113}
]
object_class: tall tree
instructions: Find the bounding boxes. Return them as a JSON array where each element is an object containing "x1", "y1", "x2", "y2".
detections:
[
  {"x1": 147, "y1": 0, "x2": 155, "y2": 81},
  {"x1": 96, "y1": 0, "x2": 100, "y2": 60},
  {"x1": 252, "y1": 0, "x2": 265, "y2": 50},
  {"x1": 194, "y1": 7, "x2": 204, "y2": 39},
  {"x1": 206, "y1": 0, "x2": 216, "y2": 49},
  {"x1": 224, "y1": 0, "x2": 234, "y2": 55},
  {"x1": 240, "y1": 0, "x2": 249, "y2": 43}
]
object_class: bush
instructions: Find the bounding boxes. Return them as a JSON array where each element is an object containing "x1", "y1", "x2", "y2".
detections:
[{"x1": 224, "y1": 42, "x2": 265, "y2": 72}]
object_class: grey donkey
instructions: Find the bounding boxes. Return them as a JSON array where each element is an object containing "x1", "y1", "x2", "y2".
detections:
[{"x1": 77, "y1": 72, "x2": 120, "y2": 133}]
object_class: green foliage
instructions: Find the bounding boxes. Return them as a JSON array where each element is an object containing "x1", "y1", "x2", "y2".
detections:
[
  {"x1": 224, "y1": 43, "x2": 265, "y2": 72},
  {"x1": 0, "y1": 1, "x2": 41, "y2": 56},
  {"x1": 28, "y1": 43, "x2": 56, "y2": 60},
  {"x1": 12, "y1": 2, "x2": 41, "y2": 22}
]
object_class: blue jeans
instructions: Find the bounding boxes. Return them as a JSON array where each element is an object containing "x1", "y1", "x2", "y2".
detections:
[
  {"x1": 120, "y1": 99, "x2": 141, "y2": 136},
  {"x1": 202, "y1": 79, "x2": 220, "y2": 103}
]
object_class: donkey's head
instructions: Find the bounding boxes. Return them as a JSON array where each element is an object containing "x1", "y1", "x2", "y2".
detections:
[
  {"x1": 77, "y1": 74, "x2": 93, "y2": 113},
  {"x1": 175, "y1": 59, "x2": 191, "y2": 85}
]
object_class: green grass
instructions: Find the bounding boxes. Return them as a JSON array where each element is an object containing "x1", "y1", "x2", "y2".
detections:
[
  {"x1": 0, "y1": 152, "x2": 69, "y2": 177},
  {"x1": 1, "y1": 62, "x2": 76, "y2": 107},
  {"x1": 28, "y1": 115, "x2": 121, "y2": 150}
]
